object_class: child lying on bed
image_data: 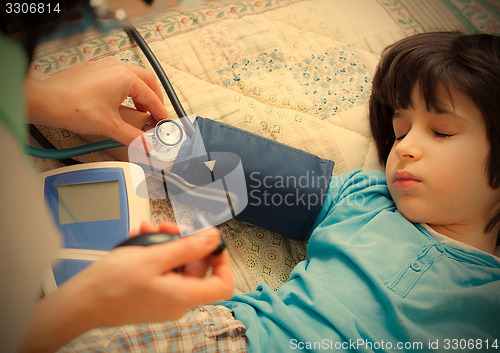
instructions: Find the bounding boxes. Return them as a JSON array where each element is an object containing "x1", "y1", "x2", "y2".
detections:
[{"x1": 59, "y1": 31, "x2": 500, "y2": 353}]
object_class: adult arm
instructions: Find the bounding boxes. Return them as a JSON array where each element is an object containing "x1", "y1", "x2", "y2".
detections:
[{"x1": 19, "y1": 223, "x2": 233, "y2": 353}]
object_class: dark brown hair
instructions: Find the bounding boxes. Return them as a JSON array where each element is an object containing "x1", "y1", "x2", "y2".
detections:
[{"x1": 369, "y1": 31, "x2": 500, "y2": 239}]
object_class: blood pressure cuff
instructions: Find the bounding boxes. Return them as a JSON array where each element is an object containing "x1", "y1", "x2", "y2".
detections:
[{"x1": 196, "y1": 117, "x2": 334, "y2": 241}]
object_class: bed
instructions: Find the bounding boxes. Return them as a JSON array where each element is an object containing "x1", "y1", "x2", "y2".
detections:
[{"x1": 30, "y1": 0, "x2": 500, "y2": 294}]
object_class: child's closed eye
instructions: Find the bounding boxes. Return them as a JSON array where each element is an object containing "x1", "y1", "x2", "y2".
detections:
[
  {"x1": 395, "y1": 133, "x2": 407, "y2": 141},
  {"x1": 396, "y1": 131, "x2": 453, "y2": 140},
  {"x1": 434, "y1": 131, "x2": 453, "y2": 138}
]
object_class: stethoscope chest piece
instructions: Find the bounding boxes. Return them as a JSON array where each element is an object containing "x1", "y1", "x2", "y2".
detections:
[
  {"x1": 155, "y1": 119, "x2": 184, "y2": 146},
  {"x1": 144, "y1": 119, "x2": 186, "y2": 161}
]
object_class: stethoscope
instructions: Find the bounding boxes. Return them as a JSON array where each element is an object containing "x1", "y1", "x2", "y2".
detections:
[
  {"x1": 27, "y1": 27, "x2": 193, "y2": 161},
  {"x1": 26, "y1": 3, "x2": 232, "y2": 208},
  {"x1": 123, "y1": 24, "x2": 194, "y2": 163},
  {"x1": 142, "y1": 118, "x2": 186, "y2": 161}
]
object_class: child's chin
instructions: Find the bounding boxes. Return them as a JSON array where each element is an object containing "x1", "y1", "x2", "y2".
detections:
[{"x1": 394, "y1": 200, "x2": 429, "y2": 224}]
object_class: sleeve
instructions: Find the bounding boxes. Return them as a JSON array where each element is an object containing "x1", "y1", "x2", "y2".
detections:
[
  {"x1": 310, "y1": 169, "x2": 392, "y2": 233},
  {"x1": 0, "y1": 124, "x2": 61, "y2": 353}
]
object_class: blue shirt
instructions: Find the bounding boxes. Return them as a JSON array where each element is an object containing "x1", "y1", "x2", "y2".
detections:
[{"x1": 221, "y1": 169, "x2": 500, "y2": 352}]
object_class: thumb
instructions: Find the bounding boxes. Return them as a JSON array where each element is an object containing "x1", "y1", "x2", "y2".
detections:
[
  {"x1": 148, "y1": 228, "x2": 221, "y2": 272},
  {"x1": 113, "y1": 120, "x2": 145, "y2": 147}
]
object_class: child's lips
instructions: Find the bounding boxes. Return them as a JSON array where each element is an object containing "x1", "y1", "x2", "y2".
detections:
[{"x1": 393, "y1": 171, "x2": 421, "y2": 189}]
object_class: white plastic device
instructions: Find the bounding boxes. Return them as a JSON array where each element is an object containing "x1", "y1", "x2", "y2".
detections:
[{"x1": 40, "y1": 161, "x2": 150, "y2": 293}]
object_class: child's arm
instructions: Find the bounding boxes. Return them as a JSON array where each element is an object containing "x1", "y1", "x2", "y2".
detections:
[
  {"x1": 198, "y1": 117, "x2": 335, "y2": 240},
  {"x1": 43, "y1": 95, "x2": 336, "y2": 240}
]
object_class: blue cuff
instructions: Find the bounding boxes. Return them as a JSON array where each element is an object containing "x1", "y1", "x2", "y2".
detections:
[{"x1": 197, "y1": 117, "x2": 334, "y2": 240}]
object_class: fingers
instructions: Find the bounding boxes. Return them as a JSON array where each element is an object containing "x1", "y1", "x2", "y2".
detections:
[
  {"x1": 124, "y1": 64, "x2": 170, "y2": 121},
  {"x1": 183, "y1": 259, "x2": 210, "y2": 277},
  {"x1": 127, "y1": 224, "x2": 232, "y2": 302},
  {"x1": 148, "y1": 227, "x2": 221, "y2": 271},
  {"x1": 111, "y1": 117, "x2": 147, "y2": 146},
  {"x1": 118, "y1": 105, "x2": 154, "y2": 128},
  {"x1": 158, "y1": 222, "x2": 191, "y2": 234},
  {"x1": 128, "y1": 79, "x2": 169, "y2": 121},
  {"x1": 95, "y1": 59, "x2": 164, "y2": 106},
  {"x1": 94, "y1": 60, "x2": 168, "y2": 119},
  {"x1": 157, "y1": 251, "x2": 234, "y2": 303},
  {"x1": 123, "y1": 63, "x2": 165, "y2": 105},
  {"x1": 129, "y1": 221, "x2": 182, "y2": 238},
  {"x1": 207, "y1": 247, "x2": 232, "y2": 280},
  {"x1": 97, "y1": 60, "x2": 171, "y2": 145},
  {"x1": 137, "y1": 222, "x2": 159, "y2": 235}
]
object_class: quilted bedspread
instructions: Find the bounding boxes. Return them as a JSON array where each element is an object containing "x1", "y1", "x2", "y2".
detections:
[{"x1": 30, "y1": 0, "x2": 500, "y2": 292}]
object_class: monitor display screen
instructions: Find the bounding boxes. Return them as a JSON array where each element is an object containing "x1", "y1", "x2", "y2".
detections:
[{"x1": 57, "y1": 180, "x2": 121, "y2": 224}]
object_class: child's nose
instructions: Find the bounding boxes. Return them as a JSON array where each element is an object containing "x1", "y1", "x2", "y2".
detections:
[{"x1": 394, "y1": 132, "x2": 422, "y2": 161}]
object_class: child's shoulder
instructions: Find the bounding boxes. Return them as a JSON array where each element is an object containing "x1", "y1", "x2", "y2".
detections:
[
  {"x1": 313, "y1": 168, "x2": 396, "y2": 233},
  {"x1": 321, "y1": 168, "x2": 393, "y2": 215}
]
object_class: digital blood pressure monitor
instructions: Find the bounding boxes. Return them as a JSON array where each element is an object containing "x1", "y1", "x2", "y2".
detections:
[
  {"x1": 42, "y1": 161, "x2": 150, "y2": 250},
  {"x1": 41, "y1": 161, "x2": 150, "y2": 292}
]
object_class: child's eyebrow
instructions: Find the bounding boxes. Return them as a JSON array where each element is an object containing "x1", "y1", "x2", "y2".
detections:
[
  {"x1": 391, "y1": 109, "x2": 469, "y2": 123},
  {"x1": 436, "y1": 109, "x2": 468, "y2": 121}
]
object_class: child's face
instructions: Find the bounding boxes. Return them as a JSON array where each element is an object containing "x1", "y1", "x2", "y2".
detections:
[{"x1": 385, "y1": 85, "x2": 498, "y2": 239}]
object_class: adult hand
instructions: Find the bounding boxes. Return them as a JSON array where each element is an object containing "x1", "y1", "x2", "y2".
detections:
[
  {"x1": 20, "y1": 223, "x2": 233, "y2": 353},
  {"x1": 77, "y1": 222, "x2": 233, "y2": 325},
  {"x1": 25, "y1": 59, "x2": 170, "y2": 146}
]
